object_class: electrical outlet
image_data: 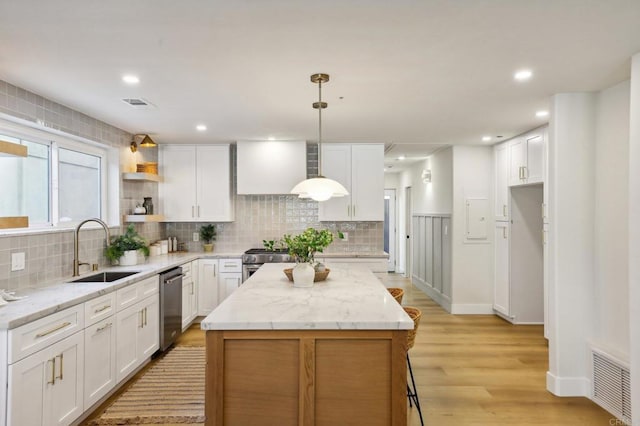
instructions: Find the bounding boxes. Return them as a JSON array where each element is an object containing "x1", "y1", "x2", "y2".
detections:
[
  {"x1": 193, "y1": 232, "x2": 199, "y2": 242},
  {"x1": 341, "y1": 232, "x2": 349, "y2": 241},
  {"x1": 11, "y1": 252, "x2": 25, "y2": 271}
]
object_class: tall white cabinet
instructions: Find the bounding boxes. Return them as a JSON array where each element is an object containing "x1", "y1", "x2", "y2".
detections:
[
  {"x1": 198, "y1": 259, "x2": 219, "y2": 316},
  {"x1": 319, "y1": 144, "x2": 384, "y2": 221},
  {"x1": 159, "y1": 144, "x2": 233, "y2": 222}
]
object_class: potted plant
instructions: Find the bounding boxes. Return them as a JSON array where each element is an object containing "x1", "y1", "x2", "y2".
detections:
[
  {"x1": 200, "y1": 224, "x2": 216, "y2": 252},
  {"x1": 282, "y1": 228, "x2": 333, "y2": 287},
  {"x1": 106, "y1": 224, "x2": 150, "y2": 266}
]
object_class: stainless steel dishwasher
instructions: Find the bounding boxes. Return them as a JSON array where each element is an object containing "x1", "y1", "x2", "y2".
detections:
[{"x1": 159, "y1": 266, "x2": 183, "y2": 352}]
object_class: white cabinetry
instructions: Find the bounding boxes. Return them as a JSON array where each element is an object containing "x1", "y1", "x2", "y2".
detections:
[
  {"x1": 319, "y1": 144, "x2": 384, "y2": 221},
  {"x1": 84, "y1": 293, "x2": 117, "y2": 410},
  {"x1": 159, "y1": 144, "x2": 233, "y2": 222},
  {"x1": 494, "y1": 143, "x2": 509, "y2": 221},
  {"x1": 181, "y1": 261, "x2": 198, "y2": 330},
  {"x1": 508, "y1": 129, "x2": 545, "y2": 186},
  {"x1": 237, "y1": 140, "x2": 307, "y2": 194},
  {"x1": 493, "y1": 222, "x2": 510, "y2": 317},
  {"x1": 115, "y1": 276, "x2": 159, "y2": 382},
  {"x1": 198, "y1": 259, "x2": 219, "y2": 315},
  {"x1": 218, "y1": 258, "x2": 243, "y2": 302},
  {"x1": 7, "y1": 329, "x2": 84, "y2": 426}
]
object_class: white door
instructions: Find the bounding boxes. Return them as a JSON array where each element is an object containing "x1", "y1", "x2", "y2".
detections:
[
  {"x1": 196, "y1": 145, "x2": 232, "y2": 221},
  {"x1": 319, "y1": 144, "x2": 351, "y2": 221},
  {"x1": 47, "y1": 332, "x2": 84, "y2": 426},
  {"x1": 508, "y1": 137, "x2": 526, "y2": 186},
  {"x1": 198, "y1": 259, "x2": 219, "y2": 315},
  {"x1": 160, "y1": 145, "x2": 197, "y2": 221},
  {"x1": 526, "y1": 134, "x2": 544, "y2": 183},
  {"x1": 384, "y1": 189, "x2": 396, "y2": 272},
  {"x1": 84, "y1": 317, "x2": 116, "y2": 409},
  {"x1": 441, "y1": 217, "x2": 452, "y2": 298},
  {"x1": 138, "y1": 296, "x2": 160, "y2": 359},
  {"x1": 115, "y1": 303, "x2": 141, "y2": 382},
  {"x1": 495, "y1": 143, "x2": 509, "y2": 220},
  {"x1": 494, "y1": 222, "x2": 510, "y2": 317},
  {"x1": 405, "y1": 187, "x2": 412, "y2": 278},
  {"x1": 351, "y1": 144, "x2": 384, "y2": 221}
]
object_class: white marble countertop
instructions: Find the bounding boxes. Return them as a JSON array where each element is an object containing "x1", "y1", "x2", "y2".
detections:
[
  {"x1": 201, "y1": 263, "x2": 412, "y2": 331},
  {"x1": 0, "y1": 251, "x2": 242, "y2": 330},
  {"x1": 317, "y1": 251, "x2": 389, "y2": 259}
]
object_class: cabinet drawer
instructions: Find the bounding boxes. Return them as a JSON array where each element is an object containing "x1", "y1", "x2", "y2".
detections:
[
  {"x1": 8, "y1": 304, "x2": 84, "y2": 364},
  {"x1": 85, "y1": 292, "x2": 117, "y2": 327},
  {"x1": 219, "y1": 258, "x2": 242, "y2": 273},
  {"x1": 181, "y1": 262, "x2": 192, "y2": 276},
  {"x1": 116, "y1": 275, "x2": 159, "y2": 312}
]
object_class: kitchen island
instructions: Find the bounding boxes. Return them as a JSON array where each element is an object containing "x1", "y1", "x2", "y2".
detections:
[{"x1": 201, "y1": 263, "x2": 413, "y2": 426}]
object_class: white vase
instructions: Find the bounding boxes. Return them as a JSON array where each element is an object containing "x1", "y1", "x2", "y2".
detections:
[
  {"x1": 292, "y1": 262, "x2": 314, "y2": 288},
  {"x1": 119, "y1": 250, "x2": 138, "y2": 266}
]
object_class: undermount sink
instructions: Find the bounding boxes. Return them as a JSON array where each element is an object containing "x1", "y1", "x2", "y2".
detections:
[{"x1": 70, "y1": 271, "x2": 140, "y2": 283}]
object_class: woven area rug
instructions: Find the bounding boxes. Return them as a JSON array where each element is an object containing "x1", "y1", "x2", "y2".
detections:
[{"x1": 89, "y1": 346, "x2": 205, "y2": 425}]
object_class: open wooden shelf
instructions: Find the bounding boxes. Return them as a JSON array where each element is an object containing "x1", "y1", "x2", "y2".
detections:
[
  {"x1": 123, "y1": 214, "x2": 165, "y2": 223},
  {"x1": 122, "y1": 172, "x2": 163, "y2": 182}
]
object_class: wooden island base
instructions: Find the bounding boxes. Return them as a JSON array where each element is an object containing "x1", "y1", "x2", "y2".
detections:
[{"x1": 205, "y1": 329, "x2": 408, "y2": 426}]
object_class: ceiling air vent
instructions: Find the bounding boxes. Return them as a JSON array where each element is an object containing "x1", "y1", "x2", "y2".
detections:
[
  {"x1": 592, "y1": 347, "x2": 632, "y2": 425},
  {"x1": 122, "y1": 98, "x2": 155, "y2": 109}
]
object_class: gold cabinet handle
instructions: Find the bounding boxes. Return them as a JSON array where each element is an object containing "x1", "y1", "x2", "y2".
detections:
[
  {"x1": 353, "y1": 205, "x2": 356, "y2": 217},
  {"x1": 96, "y1": 322, "x2": 113, "y2": 333},
  {"x1": 36, "y1": 321, "x2": 71, "y2": 338},
  {"x1": 190, "y1": 282, "x2": 194, "y2": 295},
  {"x1": 94, "y1": 304, "x2": 111, "y2": 314},
  {"x1": 197, "y1": 205, "x2": 201, "y2": 217},
  {"x1": 503, "y1": 227, "x2": 507, "y2": 239},
  {"x1": 48, "y1": 358, "x2": 56, "y2": 385},
  {"x1": 144, "y1": 307, "x2": 147, "y2": 326},
  {"x1": 192, "y1": 206, "x2": 195, "y2": 218},
  {"x1": 56, "y1": 353, "x2": 64, "y2": 381},
  {"x1": 139, "y1": 310, "x2": 144, "y2": 328},
  {"x1": 523, "y1": 166, "x2": 528, "y2": 179},
  {"x1": 347, "y1": 205, "x2": 350, "y2": 216},
  {"x1": 503, "y1": 204, "x2": 507, "y2": 217}
]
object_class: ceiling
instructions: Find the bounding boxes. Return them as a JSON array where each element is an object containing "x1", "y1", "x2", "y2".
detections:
[{"x1": 1, "y1": 1, "x2": 640, "y2": 170}]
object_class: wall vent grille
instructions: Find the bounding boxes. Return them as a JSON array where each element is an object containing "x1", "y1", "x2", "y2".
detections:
[{"x1": 592, "y1": 349, "x2": 632, "y2": 425}]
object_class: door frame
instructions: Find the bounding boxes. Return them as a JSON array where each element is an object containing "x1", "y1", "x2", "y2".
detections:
[{"x1": 384, "y1": 189, "x2": 397, "y2": 272}]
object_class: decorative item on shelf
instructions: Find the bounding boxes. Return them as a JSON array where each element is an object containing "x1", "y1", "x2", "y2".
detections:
[
  {"x1": 199, "y1": 224, "x2": 216, "y2": 252},
  {"x1": 106, "y1": 224, "x2": 150, "y2": 266},
  {"x1": 129, "y1": 134, "x2": 157, "y2": 153},
  {"x1": 290, "y1": 73, "x2": 349, "y2": 202},
  {"x1": 142, "y1": 197, "x2": 154, "y2": 215},
  {"x1": 282, "y1": 227, "x2": 334, "y2": 287},
  {"x1": 134, "y1": 204, "x2": 146, "y2": 215},
  {"x1": 136, "y1": 162, "x2": 158, "y2": 174}
]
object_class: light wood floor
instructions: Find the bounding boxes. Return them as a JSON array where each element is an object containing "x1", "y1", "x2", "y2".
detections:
[{"x1": 84, "y1": 274, "x2": 615, "y2": 425}]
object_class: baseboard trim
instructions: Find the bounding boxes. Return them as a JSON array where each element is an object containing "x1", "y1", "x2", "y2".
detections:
[
  {"x1": 546, "y1": 371, "x2": 590, "y2": 397},
  {"x1": 451, "y1": 304, "x2": 494, "y2": 315},
  {"x1": 411, "y1": 278, "x2": 452, "y2": 313}
]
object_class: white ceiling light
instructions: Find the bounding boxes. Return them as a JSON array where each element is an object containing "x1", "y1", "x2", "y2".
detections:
[
  {"x1": 482, "y1": 136, "x2": 491, "y2": 142},
  {"x1": 196, "y1": 124, "x2": 207, "y2": 131},
  {"x1": 268, "y1": 136, "x2": 276, "y2": 141},
  {"x1": 514, "y1": 69, "x2": 533, "y2": 81},
  {"x1": 397, "y1": 155, "x2": 405, "y2": 161},
  {"x1": 122, "y1": 74, "x2": 140, "y2": 85},
  {"x1": 536, "y1": 110, "x2": 549, "y2": 117},
  {"x1": 291, "y1": 73, "x2": 349, "y2": 202}
]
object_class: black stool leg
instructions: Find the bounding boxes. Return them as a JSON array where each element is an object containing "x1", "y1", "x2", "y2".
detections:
[{"x1": 407, "y1": 352, "x2": 424, "y2": 426}]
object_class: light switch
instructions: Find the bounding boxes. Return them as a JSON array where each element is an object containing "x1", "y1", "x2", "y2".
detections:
[
  {"x1": 193, "y1": 232, "x2": 199, "y2": 242},
  {"x1": 11, "y1": 252, "x2": 25, "y2": 271}
]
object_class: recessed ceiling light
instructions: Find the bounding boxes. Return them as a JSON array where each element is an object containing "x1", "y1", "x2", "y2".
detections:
[
  {"x1": 536, "y1": 110, "x2": 549, "y2": 117},
  {"x1": 397, "y1": 155, "x2": 405, "y2": 161},
  {"x1": 122, "y1": 75, "x2": 140, "y2": 85},
  {"x1": 482, "y1": 136, "x2": 491, "y2": 142},
  {"x1": 268, "y1": 136, "x2": 275, "y2": 141},
  {"x1": 514, "y1": 70, "x2": 533, "y2": 81},
  {"x1": 196, "y1": 124, "x2": 207, "y2": 131},
  {"x1": 383, "y1": 168, "x2": 387, "y2": 172}
]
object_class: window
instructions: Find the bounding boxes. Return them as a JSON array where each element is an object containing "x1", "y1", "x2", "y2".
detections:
[{"x1": 0, "y1": 125, "x2": 110, "y2": 229}]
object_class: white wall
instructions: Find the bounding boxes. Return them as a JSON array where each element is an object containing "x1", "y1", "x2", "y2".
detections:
[
  {"x1": 547, "y1": 92, "x2": 597, "y2": 396},
  {"x1": 628, "y1": 53, "x2": 640, "y2": 426},
  {"x1": 384, "y1": 172, "x2": 400, "y2": 189},
  {"x1": 411, "y1": 148, "x2": 453, "y2": 214},
  {"x1": 450, "y1": 145, "x2": 494, "y2": 313},
  {"x1": 594, "y1": 80, "x2": 630, "y2": 358}
]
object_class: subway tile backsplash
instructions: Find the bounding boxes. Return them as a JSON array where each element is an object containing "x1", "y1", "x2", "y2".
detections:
[{"x1": 0, "y1": 80, "x2": 382, "y2": 290}]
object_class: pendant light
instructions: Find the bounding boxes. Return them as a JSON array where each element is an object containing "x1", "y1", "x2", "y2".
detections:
[{"x1": 291, "y1": 73, "x2": 349, "y2": 202}]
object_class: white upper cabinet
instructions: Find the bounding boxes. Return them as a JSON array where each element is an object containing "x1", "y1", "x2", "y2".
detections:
[
  {"x1": 508, "y1": 128, "x2": 545, "y2": 186},
  {"x1": 236, "y1": 141, "x2": 307, "y2": 194},
  {"x1": 159, "y1": 144, "x2": 233, "y2": 222},
  {"x1": 319, "y1": 144, "x2": 384, "y2": 221}
]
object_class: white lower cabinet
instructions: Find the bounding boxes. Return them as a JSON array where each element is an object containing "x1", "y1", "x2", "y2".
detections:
[
  {"x1": 115, "y1": 294, "x2": 159, "y2": 383},
  {"x1": 198, "y1": 259, "x2": 219, "y2": 315},
  {"x1": 7, "y1": 331, "x2": 84, "y2": 426},
  {"x1": 181, "y1": 261, "x2": 198, "y2": 330},
  {"x1": 219, "y1": 273, "x2": 242, "y2": 302},
  {"x1": 84, "y1": 317, "x2": 116, "y2": 410},
  {"x1": 493, "y1": 222, "x2": 510, "y2": 317}
]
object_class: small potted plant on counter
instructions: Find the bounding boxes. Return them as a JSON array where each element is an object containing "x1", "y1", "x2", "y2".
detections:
[
  {"x1": 200, "y1": 224, "x2": 216, "y2": 252},
  {"x1": 106, "y1": 224, "x2": 150, "y2": 266},
  {"x1": 282, "y1": 227, "x2": 333, "y2": 287}
]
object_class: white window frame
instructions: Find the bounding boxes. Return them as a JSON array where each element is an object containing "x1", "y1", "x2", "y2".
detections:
[{"x1": 0, "y1": 116, "x2": 120, "y2": 233}]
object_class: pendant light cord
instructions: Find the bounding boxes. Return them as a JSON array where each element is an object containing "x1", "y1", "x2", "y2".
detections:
[{"x1": 318, "y1": 78, "x2": 323, "y2": 177}]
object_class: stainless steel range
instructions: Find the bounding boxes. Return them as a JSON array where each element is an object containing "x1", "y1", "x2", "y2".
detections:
[{"x1": 242, "y1": 248, "x2": 291, "y2": 282}]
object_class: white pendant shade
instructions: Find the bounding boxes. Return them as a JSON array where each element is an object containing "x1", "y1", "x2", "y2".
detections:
[{"x1": 291, "y1": 177, "x2": 348, "y2": 202}]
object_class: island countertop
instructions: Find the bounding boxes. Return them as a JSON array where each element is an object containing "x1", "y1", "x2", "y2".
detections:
[{"x1": 200, "y1": 263, "x2": 413, "y2": 331}]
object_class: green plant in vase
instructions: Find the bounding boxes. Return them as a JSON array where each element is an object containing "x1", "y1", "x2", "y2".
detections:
[
  {"x1": 283, "y1": 228, "x2": 334, "y2": 287},
  {"x1": 106, "y1": 224, "x2": 150, "y2": 266},
  {"x1": 200, "y1": 224, "x2": 216, "y2": 252}
]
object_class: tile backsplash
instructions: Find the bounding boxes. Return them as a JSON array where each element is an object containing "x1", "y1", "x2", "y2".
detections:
[{"x1": 0, "y1": 80, "x2": 383, "y2": 290}]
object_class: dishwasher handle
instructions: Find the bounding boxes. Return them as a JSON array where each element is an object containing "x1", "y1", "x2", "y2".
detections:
[{"x1": 164, "y1": 274, "x2": 184, "y2": 285}]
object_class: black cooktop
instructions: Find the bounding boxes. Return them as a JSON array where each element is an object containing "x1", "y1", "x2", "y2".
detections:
[{"x1": 244, "y1": 248, "x2": 288, "y2": 254}]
